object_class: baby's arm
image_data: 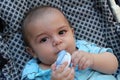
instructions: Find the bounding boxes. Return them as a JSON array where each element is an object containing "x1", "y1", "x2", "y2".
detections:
[
  {"x1": 91, "y1": 52, "x2": 118, "y2": 74},
  {"x1": 71, "y1": 50, "x2": 118, "y2": 74}
]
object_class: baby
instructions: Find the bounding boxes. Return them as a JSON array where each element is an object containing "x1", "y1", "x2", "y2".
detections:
[{"x1": 21, "y1": 6, "x2": 118, "y2": 80}]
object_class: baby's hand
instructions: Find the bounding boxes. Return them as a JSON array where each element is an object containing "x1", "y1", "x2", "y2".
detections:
[
  {"x1": 71, "y1": 50, "x2": 94, "y2": 70},
  {"x1": 51, "y1": 62, "x2": 74, "y2": 80}
]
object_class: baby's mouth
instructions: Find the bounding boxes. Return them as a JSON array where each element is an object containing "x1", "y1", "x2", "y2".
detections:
[{"x1": 56, "y1": 50, "x2": 61, "y2": 55}]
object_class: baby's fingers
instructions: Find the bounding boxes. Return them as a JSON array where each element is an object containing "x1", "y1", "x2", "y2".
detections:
[
  {"x1": 72, "y1": 51, "x2": 82, "y2": 67},
  {"x1": 51, "y1": 63, "x2": 56, "y2": 71},
  {"x1": 65, "y1": 67, "x2": 74, "y2": 80},
  {"x1": 80, "y1": 60, "x2": 90, "y2": 70},
  {"x1": 56, "y1": 62, "x2": 68, "y2": 73}
]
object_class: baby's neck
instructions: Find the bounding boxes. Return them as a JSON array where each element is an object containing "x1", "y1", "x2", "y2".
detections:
[{"x1": 39, "y1": 63, "x2": 51, "y2": 70}]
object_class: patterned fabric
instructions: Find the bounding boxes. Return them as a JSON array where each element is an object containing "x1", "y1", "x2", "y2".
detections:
[{"x1": 0, "y1": 0, "x2": 120, "y2": 80}]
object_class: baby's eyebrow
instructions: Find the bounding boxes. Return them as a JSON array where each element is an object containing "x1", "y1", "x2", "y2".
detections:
[{"x1": 58, "y1": 25, "x2": 69, "y2": 29}]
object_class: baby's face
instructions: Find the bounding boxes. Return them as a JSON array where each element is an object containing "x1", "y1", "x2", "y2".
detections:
[{"x1": 26, "y1": 10, "x2": 76, "y2": 65}]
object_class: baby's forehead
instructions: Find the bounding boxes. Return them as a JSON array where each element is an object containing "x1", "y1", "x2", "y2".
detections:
[{"x1": 24, "y1": 7, "x2": 69, "y2": 33}]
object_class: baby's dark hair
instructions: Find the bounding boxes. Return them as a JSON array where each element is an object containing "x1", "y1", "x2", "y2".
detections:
[{"x1": 22, "y1": 6, "x2": 71, "y2": 47}]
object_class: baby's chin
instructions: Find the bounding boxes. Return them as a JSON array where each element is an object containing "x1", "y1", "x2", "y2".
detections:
[
  {"x1": 46, "y1": 60, "x2": 56, "y2": 66},
  {"x1": 39, "y1": 62, "x2": 52, "y2": 70}
]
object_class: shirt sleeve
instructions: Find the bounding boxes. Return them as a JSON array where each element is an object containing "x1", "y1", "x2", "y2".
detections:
[
  {"x1": 76, "y1": 40, "x2": 113, "y2": 54},
  {"x1": 86, "y1": 43, "x2": 113, "y2": 54}
]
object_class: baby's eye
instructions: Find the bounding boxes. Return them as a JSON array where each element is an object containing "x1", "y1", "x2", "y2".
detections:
[
  {"x1": 40, "y1": 37, "x2": 48, "y2": 43},
  {"x1": 59, "y1": 30, "x2": 67, "y2": 35}
]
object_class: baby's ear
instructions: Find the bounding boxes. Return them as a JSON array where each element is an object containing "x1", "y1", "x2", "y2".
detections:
[
  {"x1": 71, "y1": 28, "x2": 74, "y2": 33},
  {"x1": 26, "y1": 47, "x2": 37, "y2": 58}
]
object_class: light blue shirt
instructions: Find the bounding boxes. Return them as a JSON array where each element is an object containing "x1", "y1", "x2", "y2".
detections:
[
  {"x1": 21, "y1": 40, "x2": 116, "y2": 80},
  {"x1": 117, "y1": 74, "x2": 120, "y2": 80}
]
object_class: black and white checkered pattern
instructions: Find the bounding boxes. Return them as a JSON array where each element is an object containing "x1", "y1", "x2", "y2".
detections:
[{"x1": 0, "y1": 0, "x2": 120, "y2": 79}]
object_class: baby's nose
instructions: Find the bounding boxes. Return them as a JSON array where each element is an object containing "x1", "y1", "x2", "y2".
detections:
[{"x1": 53, "y1": 36, "x2": 62, "y2": 47}]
